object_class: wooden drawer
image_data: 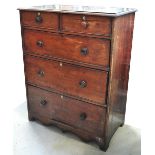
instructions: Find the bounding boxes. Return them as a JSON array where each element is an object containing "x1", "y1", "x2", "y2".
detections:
[
  {"x1": 24, "y1": 55, "x2": 107, "y2": 105},
  {"x1": 27, "y1": 85, "x2": 105, "y2": 135},
  {"x1": 61, "y1": 14, "x2": 111, "y2": 36},
  {"x1": 20, "y1": 11, "x2": 58, "y2": 30},
  {"x1": 23, "y1": 29, "x2": 110, "y2": 68}
]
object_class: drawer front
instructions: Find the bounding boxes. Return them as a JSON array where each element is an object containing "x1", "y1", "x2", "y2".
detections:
[
  {"x1": 24, "y1": 55, "x2": 107, "y2": 104},
  {"x1": 20, "y1": 11, "x2": 58, "y2": 30},
  {"x1": 23, "y1": 29, "x2": 110, "y2": 67},
  {"x1": 27, "y1": 85, "x2": 105, "y2": 135},
  {"x1": 62, "y1": 14, "x2": 111, "y2": 36}
]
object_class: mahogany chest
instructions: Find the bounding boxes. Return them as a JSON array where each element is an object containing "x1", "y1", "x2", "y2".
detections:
[{"x1": 18, "y1": 5, "x2": 136, "y2": 151}]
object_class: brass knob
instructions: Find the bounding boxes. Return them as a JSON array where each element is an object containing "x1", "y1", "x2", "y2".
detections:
[
  {"x1": 36, "y1": 40, "x2": 44, "y2": 47},
  {"x1": 40, "y1": 99, "x2": 47, "y2": 106},
  {"x1": 81, "y1": 21, "x2": 89, "y2": 29},
  {"x1": 79, "y1": 80, "x2": 87, "y2": 88},
  {"x1": 37, "y1": 70, "x2": 44, "y2": 77},
  {"x1": 80, "y1": 113, "x2": 87, "y2": 120},
  {"x1": 81, "y1": 48, "x2": 88, "y2": 56},
  {"x1": 35, "y1": 15, "x2": 43, "y2": 23}
]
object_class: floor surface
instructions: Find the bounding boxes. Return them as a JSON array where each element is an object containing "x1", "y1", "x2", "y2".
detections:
[{"x1": 14, "y1": 102, "x2": 141, "y2": 155}]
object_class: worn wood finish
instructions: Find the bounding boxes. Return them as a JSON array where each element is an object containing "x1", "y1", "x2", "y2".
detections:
[
  {"x1": 20, "y1": 11, "x2": 59, "y2": 30},
  {"x1": 18, "y1": 5, "x2": 137, "y2": 17},
  {"x1": 61, "y1": 14, "x2": 111, "y2": 36},
  {"x1": 28, "y1": 112, "x2": 105, "y2": 145},
  {"x1": 24, "y1": 55, "x2": 107, "y2": 104},
  {"x1": 23, "y1": 29, "x2": 110, "y2": 68},
  {"x1": 27, "y1": 85, "x2": 106, "y2": 135},
  {"x1": 19, "y1": 5, "x2": 136, "y2": 151},
  {"x1": 104, "y1": 13, "x2": 135, "y2": 150}
]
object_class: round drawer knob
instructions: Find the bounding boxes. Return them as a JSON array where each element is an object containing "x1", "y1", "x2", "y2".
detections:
[
  {"x1": 81, "y1": 21, "x2": 89, "y2": 29},
  {"x1": 40, "y1": 99, "x2": 47, "y2": 106},
  {"x1": 79, "y1": 80, "x2": 87, "y2": 88},
  {"x1": 80, "y1": 113, "x2": 87, "y2": 120},
  {"x1": 81, "y1": 48, "x2": 88, "y2": 56},
  {"x1": 35, "y1": 15, "x2": 43, "y2": 23},
  {"x1": 36, "y1": 40, "x2": 44, "y2": 47},
  {"x1": 37, "y1": 70, "x2": 44, "y2": 77}
]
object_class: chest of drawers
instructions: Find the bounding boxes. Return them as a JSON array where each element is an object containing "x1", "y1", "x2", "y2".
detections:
[{"x1": 18, "y1": 5, "x2": 136, "y2": 151}]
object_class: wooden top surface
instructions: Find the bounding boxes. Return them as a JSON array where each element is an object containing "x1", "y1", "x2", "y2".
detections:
[{"x1": 18, "y1": 4, "x2": 137, "y2": 17}]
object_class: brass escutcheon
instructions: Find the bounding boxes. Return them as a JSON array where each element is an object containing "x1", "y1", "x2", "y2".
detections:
[{"x1": 59, "y1": 62, "x2": 63, "y2": 67}]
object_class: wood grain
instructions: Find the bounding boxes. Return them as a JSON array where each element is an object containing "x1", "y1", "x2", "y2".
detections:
[
  {"x1": 61, "y1": 14, "x2": 111, "y2": 36},
  {"x1": 24, "y1": 55, "x2": 108, "y2": 104},
  {"x1": 23, "y1": 29, "x2": 110, "y2": 68},
  {"x1": 27, "y1": 85, "x2": 106, "y2": 135},
  {"x1": 19, "y1": 7, "x2": 136, "y2": 151},
  {"x1": 104, "y1": 13, "x2": 135, "y2": 149},
  {"x1": 20, "y1": 11, "x2": 59, "y2": 30}
]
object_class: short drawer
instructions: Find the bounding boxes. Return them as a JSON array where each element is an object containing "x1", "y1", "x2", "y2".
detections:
[
  {"x1": 24, "y1": 55, "x2": 108, "y2": 105},
  {"x1": 20, "y1": 11, "x2": 58, "y2": 30},
  {"x1": 61, "y1": 14, "x2": 111, "y2": 36},
  {"x1": 23, "y1": 29, "x2": 110, "y2": 68},
  {"x1": 27, "y1": 85, "x2": 105, "y2": 135}
]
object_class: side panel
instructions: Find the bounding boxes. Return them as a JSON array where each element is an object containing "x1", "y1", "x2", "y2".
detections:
[{"x1": 105, "y1": 13, "x2": 135, "y2": 148}]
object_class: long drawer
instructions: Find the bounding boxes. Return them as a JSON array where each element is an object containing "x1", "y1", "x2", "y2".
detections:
[
  {"x1": 24, "y1": 55, "x2": 108, "y2": 105},
  {"x1": 27, "y1": 85, "x2": 105, "y2": 135},
  {"x1": 23, "y1": 29, "x2": 110, "y2": 68}
]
